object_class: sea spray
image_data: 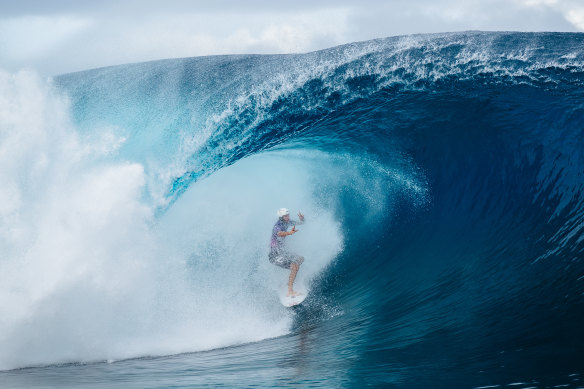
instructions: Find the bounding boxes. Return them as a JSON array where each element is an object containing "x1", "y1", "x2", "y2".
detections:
[{"x1": 0, "y1": 71, "x2": 351, "y2": 369}]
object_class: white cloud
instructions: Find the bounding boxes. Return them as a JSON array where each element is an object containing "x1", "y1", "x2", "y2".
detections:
[
  {"x1": 124, "y1": 9, "x2": 350, "y2": 56},
  {"x1": 0, "y1": 15, "x2": 93, "y2": 63},
  {"x1": 514, "y1": 0, "x2": 584, "y2": 31},
  {"x1": 520, "y1": 0, "x2": 559, "y2": 5},
  {"x1": 0, "y1": 2, "x2": 581, "y2": 75},
  {"x1": 565, "y1": 8, "x2": 584, "y2": 29},
  {"x1": 45, "y1": 8, "x2": 351, "y2": 73}
]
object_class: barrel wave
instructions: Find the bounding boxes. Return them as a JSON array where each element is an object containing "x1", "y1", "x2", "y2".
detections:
[{"x1": 1, "y1": 31, "x2": 583, "y2": 388}]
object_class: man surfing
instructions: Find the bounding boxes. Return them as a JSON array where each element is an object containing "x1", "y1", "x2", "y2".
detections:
[{"x1": 269, "y1": 208, "x2": 305, "y2": 297}]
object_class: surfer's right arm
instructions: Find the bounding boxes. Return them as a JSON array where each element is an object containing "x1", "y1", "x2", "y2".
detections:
[{"x1": 278, "y1": 227, "x2": 296, "y2": 237}]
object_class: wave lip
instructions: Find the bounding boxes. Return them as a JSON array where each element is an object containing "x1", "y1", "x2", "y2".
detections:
[{"x1": 54, "y1": 32, "x2": 584, "y2": 208}]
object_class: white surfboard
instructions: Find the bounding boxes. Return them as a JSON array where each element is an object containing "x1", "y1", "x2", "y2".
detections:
[
  {"x1": 279, "y1": 292, "x2": 308, "y2": 307},
  {"x1": 278, "y1": 283, "x2": 309, "y2": 307}
]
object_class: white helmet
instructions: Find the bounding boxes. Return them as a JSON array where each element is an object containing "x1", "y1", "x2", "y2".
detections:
[{"x1": 277, "y1": 208, "x2": 290, "y2": 218}]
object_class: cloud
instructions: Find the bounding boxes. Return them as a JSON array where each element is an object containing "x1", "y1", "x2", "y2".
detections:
[
  {"x1": 0, "y1": 1, "x2": 581, "y2": 75},
  {"x1": 123, "y1": 9, "x2": 350, "y2": 55},
  {"x1": 28, "y1": 9, "x2": 351, "y2": 74},
  {"x1": 565, "y1": 8, "x2": 584, "y2": 29},
  {"x1": 520, "y1": 0, "x2": 559, "y2": 5},
  {"x1": 514, "y1": 0, "x2": 584, "y2": 30},
  {"x1": 0, "y1": 15, "x2": 93, "y2": 65}
]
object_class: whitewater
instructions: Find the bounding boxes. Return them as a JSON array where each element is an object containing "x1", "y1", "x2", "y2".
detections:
[{"x1": 1, "y1": 32, "x2": 583, "y2": 388}]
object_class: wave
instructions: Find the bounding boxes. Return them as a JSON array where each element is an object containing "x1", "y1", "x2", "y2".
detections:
[{"x1": 1, "y1": 32, "x2": 583, "y2": 385}]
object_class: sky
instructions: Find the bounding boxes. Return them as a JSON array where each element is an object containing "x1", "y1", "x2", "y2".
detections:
[{"x1": 1, "y1": 0, "x2": 583, "y2": 76}]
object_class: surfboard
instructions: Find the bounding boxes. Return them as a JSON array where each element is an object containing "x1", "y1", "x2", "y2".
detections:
[
  {"x1": 278, "y1": 283, "x2": 308, "y2": 307},
  {"x1": 279, "y1": 292, "x2": 307, "y2": 307}
]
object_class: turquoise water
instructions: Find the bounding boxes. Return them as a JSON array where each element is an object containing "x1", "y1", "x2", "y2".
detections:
[{"x1": 1, "y1": 32, "x2": 583, "y2": 388}]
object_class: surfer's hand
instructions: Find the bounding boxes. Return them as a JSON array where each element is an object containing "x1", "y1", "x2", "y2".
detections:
[
  {"x1": 289, "y1": 226, "x2": 297, "y2": 235},
  {"x1": 298, "y1": 212, "x2": 304, "y2": 221}
]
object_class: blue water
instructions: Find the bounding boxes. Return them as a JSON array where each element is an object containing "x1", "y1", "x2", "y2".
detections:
[{"x1": 1, "y1": 31, "x2": 584, "y2": 388}]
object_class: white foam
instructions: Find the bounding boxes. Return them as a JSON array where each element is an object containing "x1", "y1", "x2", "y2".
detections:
[
  {"x1": 155, "y1": 150, "x2": 345, "y2": 330},
  {"x1": 0, "y1": 70, "x2": 346, "y2": 370},
  {"x1": 0, "y1": 69, "x2": 162, "y2": 369}
]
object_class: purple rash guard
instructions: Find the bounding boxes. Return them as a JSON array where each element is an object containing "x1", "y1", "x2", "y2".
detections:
[
  {"x1": 269, "y1": 217, "x2": 304, "y2": 270},
  {"x1": 270, "y1": 219, "x2": 297, "y2": 252}
]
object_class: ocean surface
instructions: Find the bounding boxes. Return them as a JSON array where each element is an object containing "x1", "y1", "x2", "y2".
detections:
[{"x1": 1, "y1": 31, "x2": 583, "y2": 388}]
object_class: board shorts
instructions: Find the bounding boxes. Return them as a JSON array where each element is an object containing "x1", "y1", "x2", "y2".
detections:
[{"x1": 269, "y1": 249, "x2": 303, "y2": 270}]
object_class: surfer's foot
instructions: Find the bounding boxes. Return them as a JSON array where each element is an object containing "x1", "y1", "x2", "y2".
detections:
[{"x1": 287, "y1": 290, "x2": 302, "y2": 297}]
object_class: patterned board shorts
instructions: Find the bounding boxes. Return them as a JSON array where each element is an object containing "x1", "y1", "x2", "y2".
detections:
[{"x1": 269, "y1": 250, "x2": 303, "y2": 270}]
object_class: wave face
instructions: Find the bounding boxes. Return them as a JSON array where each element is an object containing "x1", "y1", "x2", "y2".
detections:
[{"x1": 1, "y1": 31, "x2": 584, "y2": 387}]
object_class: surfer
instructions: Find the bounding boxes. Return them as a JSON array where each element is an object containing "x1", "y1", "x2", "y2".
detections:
[{"x1": 269, "y1": 208, "x2": 305, "y2": 297}]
